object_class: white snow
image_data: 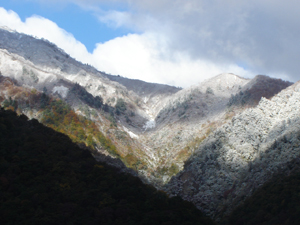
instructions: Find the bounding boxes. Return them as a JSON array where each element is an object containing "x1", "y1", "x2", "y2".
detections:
[
  {"x1": 52, "y1": 85, "x2": 69, "y2": 98},
  {"x1": 143, "y1": 96, "x2": 149, "y2": 103},
  {"x1": 143, "y1": 119, "x2": 156, "y2": 130},
  {"x1": 123, "y1": 126, "x2": 139, "y2": 139}
]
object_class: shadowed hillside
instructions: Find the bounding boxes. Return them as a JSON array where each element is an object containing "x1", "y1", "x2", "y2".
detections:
[
  {"x1": 228, "y1": 75, "x2": 292, "y2": 107},
  {"x1": 0, "y1": 27, "x2": 298, "y2": 223},
  {"x1": 103, "y1": 74, "x2": 182, "y2": 97},
  {"x1": 0, "y1": 108, "x2": 214, "y2": 225},
  {"x1": 224, "y1": 158, "x2": 300, "y2": 225}
]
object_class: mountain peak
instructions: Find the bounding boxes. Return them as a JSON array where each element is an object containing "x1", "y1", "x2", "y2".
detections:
[
  {"x1": 0, "y1": 25, "x2": 297, "y2": 223},
  {"x1": 195, "y1": 73, "x2": 250, "y2": 98}
]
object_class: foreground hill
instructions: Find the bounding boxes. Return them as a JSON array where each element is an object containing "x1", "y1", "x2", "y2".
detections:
[{"x1": 0, "y1": 108, "x2": 214, "y2": 225}]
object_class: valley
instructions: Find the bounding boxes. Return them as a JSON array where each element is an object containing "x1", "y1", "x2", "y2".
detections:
[{"x1": 1, "y1": 26, "x2": 299, "y2": 224}]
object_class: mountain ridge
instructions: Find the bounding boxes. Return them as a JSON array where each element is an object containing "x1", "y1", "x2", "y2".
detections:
[
  {"x1": 0, "y1": 26, "x2": 297, "y2": 223},
  {"x1": 164, "y1": 79, "x2": 300, "y2": 220}
]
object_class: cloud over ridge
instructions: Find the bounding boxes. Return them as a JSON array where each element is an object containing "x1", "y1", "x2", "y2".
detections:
[{"x1": 1, "y1": 0, "x2": 299, "y2": 86}]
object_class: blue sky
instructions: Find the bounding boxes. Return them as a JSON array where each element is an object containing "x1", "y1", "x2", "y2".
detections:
[
  {"x1": 1, "y1": 1, "x2": 130, "y2": 52},
  {"x1": 0, "y1": 1, "x2": 299, "y2": 87}
]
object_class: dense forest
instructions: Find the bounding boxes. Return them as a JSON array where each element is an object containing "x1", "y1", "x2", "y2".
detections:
[
  {"x1": 0, "y1": 108, "x2": 214, "y2": 225},
  {"x1": 224, "y1": 160, "x2": 300, "y2": 225}
]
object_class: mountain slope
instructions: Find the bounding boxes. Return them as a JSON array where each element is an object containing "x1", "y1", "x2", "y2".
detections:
[
  {"x1": 0, "y1": 108, "x2": 215, "y2": 225},
  {"x1": 0, "y1": 27, "x2": 162, "y2": 173},
  {"x1": 165, "y1": 80, "x2": 300, "y2": 220},
  {"x1": 226, "y1": 161, "x2": 300, "y2": 225},
  {"x1": 0, "y1": 25, "x2": 298, "y2": 218},
  {"x1": 228, "y1": 75, "x2": 293, "y2": 107},
  {"x1": 141, "y1": 73, "x2": 291, "y2": 184},
  {"x1": 103, "y1": 74, "x2": 181, "y2": 97}
]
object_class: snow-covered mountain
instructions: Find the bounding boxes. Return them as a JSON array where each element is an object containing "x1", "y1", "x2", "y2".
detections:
[
  {"x1": 165, "y1": 80, "x2": 300, "y2": 220},
  {"x1": 0, "y1": 26, "x2": 297, "y2": 221},
  {"x1": 0, "y1": 26, "x2": 182, "y2": 172}
]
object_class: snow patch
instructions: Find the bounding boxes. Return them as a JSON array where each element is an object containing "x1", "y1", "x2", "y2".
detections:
[
  {"x1": 123, "y1": 126, "x2": 139, "y2": 139},
  {"x1": 52, "y1": 86, "x2": 69, "y2": 98},
  {"x1": 143, "y1": 96, "x2": 149, "y2": 103},
  {"x1": 143, "y1": 119, "x2": 156, "y2": 130}
]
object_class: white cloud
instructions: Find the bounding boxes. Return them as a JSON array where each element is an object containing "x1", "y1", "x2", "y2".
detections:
[
  {"x1": 9, "y1": 0, "x2": 300, "y2": 83},
  {"x1": 0, "y1": 7, "x2": 92, "y2": 65},
  {"x1": 70, "y1": 0, "x2": 300, "y2": 82},
  {"x1": 0, "y1": 7, "x2": 254, "y2": 87},
  {"x1": 90, "y1": 32, "x2": 253, "y2": 87},
  {"x1": 96, "y1": 10, "x2": 132, "y2": 29},
  {"x1": 0, "y1": 8, "x2": 23, "y2": 28}
]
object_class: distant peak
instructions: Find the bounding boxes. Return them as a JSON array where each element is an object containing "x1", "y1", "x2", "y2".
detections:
[{"x1": 201, "y1": 73, "x2": 250, "y2": 87}]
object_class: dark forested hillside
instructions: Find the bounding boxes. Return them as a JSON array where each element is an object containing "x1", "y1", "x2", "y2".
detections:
[
  {"x1": 224, "y1": 162, "x2": 300, "y2": 225},
  {"x1": 0, "y1": 108, "x2": 214, "y2": 225}
]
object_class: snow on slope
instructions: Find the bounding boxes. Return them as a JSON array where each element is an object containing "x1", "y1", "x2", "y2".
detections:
[
  {"x1": 165, "y1": 80, "x2": 300, "y2": 220},
  {"x1": 0, "y1": 27, "x2": 295, "y2": 199}
]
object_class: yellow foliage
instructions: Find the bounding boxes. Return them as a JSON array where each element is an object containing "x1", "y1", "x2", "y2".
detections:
[
  {"x1": 6, "y1": 105, "x2": 15, "y2": 111},
  {"x1": 31, "y1": 88, "x2": 37, "y2": 94}
]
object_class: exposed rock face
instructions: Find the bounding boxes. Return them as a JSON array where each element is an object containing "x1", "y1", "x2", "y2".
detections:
[{"x1": 164, "y1": 81, "x2": 300, "y2": 220}]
